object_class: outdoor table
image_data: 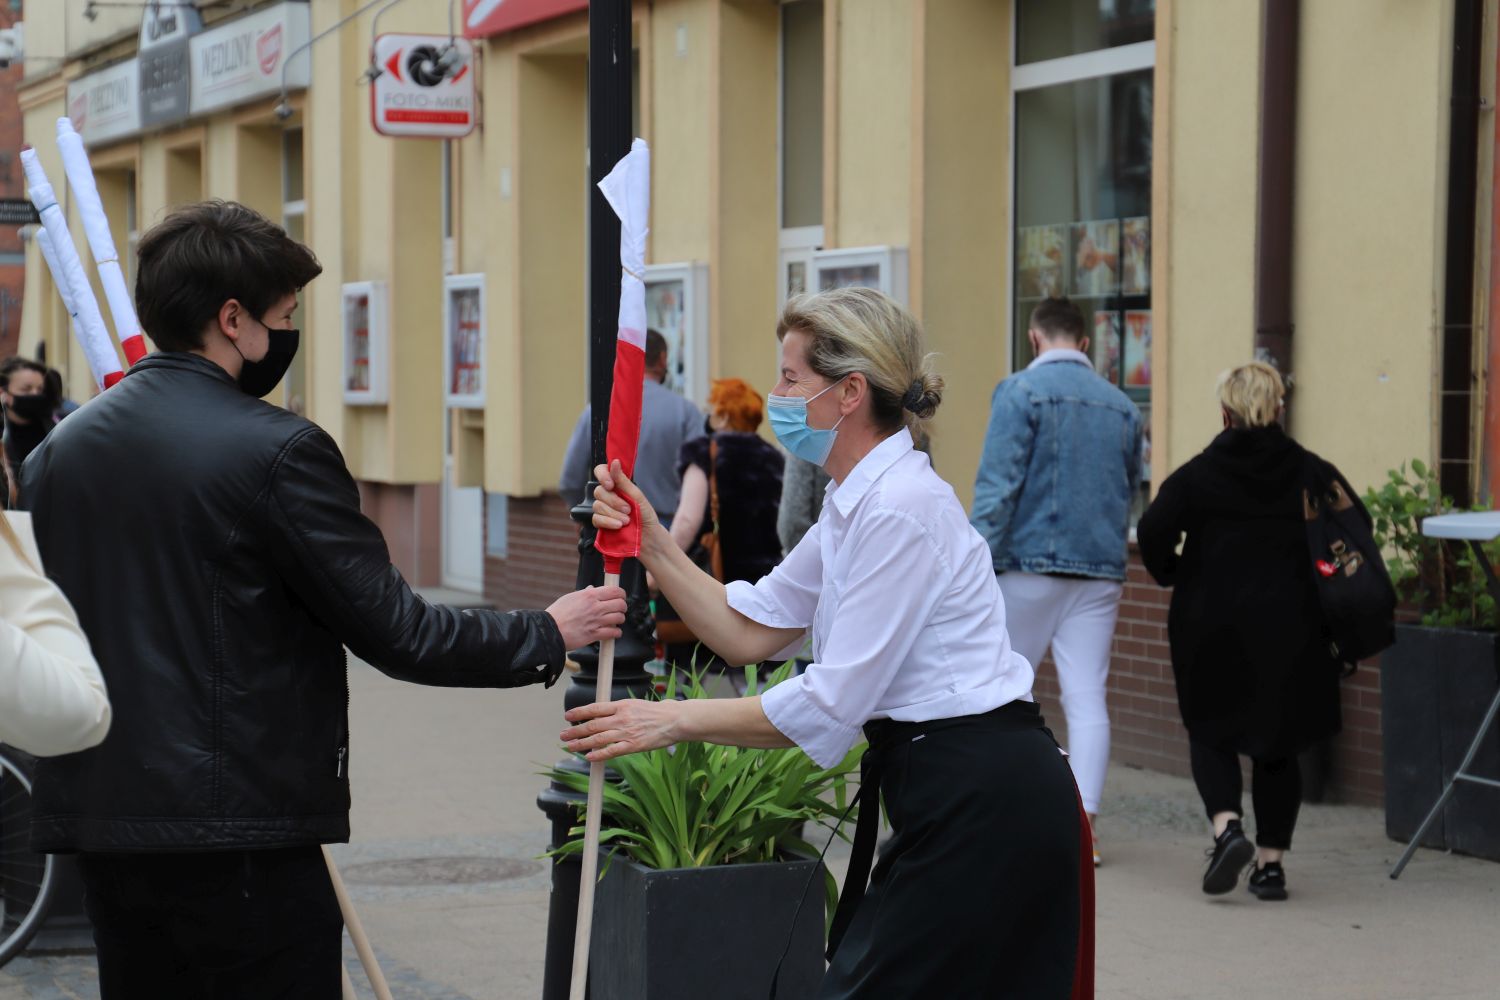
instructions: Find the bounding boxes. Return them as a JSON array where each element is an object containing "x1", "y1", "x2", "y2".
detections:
[{"x1": 1389, "y1": 510, "x2": 1500, "y2": 878}]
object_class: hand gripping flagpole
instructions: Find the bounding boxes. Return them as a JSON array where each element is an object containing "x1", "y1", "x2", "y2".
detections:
[
  {"x1": 56, "y1": 117, "x2": 149, "y2": 368},
  {"x1": 20, "y1": 147, "x2": 124, "y2": 390},
  {"x1": 569, "y1": 138, "x2": 650, "y2": 1000}
]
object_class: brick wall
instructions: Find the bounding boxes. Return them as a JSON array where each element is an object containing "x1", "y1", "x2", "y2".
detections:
[
  {"x1": 484, "y1": 492, "x2": 580, "y2": 612},
  {"x1": 1029, "y1": 550, "x2": 1386, "y2": 807}
]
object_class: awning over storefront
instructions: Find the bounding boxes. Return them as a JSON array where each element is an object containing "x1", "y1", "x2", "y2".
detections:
[{"x1": 462, "y1": 0, "x2": 588, "y2": 40}]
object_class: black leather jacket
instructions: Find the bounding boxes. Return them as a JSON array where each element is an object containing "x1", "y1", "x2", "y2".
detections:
[{"x1": 19, "y1": 353, "x2": 566, "y2": 852}]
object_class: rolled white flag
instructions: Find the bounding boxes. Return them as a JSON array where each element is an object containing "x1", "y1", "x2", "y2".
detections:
[
  {"x1": 56, "y1": 117, "x2": 148, "y2": 367},
  {"x1": 20, "y1": 146, "x2": 123, "y2": 390},
  {"x1": 35, "y1": 226, "x2": 123, "y2": 391}
]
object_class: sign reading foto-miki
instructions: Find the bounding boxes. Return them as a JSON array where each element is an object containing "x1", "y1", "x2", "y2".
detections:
[{"x1": 370, "y1": 35, "x2": 477, "y2": 139}]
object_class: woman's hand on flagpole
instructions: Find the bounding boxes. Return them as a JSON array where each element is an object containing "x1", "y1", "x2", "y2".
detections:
[
  {"x1": 592, "y1": 460, "x2": 660, "y2": 534},
  {"x1": 561, "y1": 697, "x2": 682, "y2": 761}
]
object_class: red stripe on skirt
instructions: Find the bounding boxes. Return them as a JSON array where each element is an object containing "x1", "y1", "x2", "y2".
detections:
[{"x1": 1073, "y1": 794, "x2": 1096, "y2": 998}]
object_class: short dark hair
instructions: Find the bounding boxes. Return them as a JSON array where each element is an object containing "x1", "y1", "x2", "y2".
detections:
[
  {"x1": 135, "y1": 200, "x2": 323, "y2": 353},
  {"x1": 645, "y1": 329, "x2": 668, "y2": 369},
  {"x1": 1029, "y1": 297, "x2": 1086, "y2": 343},
  {"x1": 0, "y1": 357, "x2": 46, "y2": 390}
]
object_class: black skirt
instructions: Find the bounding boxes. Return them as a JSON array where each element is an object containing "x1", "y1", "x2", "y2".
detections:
[{"x1": 820, "y1": 701, "x2": 1094, "y2": 1000}]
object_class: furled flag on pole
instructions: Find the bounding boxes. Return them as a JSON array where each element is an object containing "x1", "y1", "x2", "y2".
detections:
[
  {"x1": 57, "y1": 117, "x2": 149, "y2": 367},
  {"x1": 20, "y1": 147, "x2": 124, "y2": 390},
  {"x1": 36, "y1": 226, "x2": 124, "y2": 390},
  {"x1": 593, "y1": 138, "x2": 651, "y2": 574}
]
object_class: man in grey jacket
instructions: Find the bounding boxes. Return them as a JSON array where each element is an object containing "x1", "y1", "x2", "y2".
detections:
[
  {"x1": 559, "y1": 330, "x2": 704, "y2": 527},
  {"x1": 971, "y1": 297, "x2": 1143, "y2": 863}
]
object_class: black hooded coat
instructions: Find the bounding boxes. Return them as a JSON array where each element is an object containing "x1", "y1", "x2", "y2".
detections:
[{"x1": 1136, "y1": 426, "x2": 1356, "y2": 759}]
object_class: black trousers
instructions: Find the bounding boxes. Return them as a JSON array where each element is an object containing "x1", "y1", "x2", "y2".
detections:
[
  {"x1": 821, "y1": 702, "x2": 1091, "y2": 999},
  {"x1": 1189, "y1": 739, "x2": 1301, "y2": 850},
  {"x1": 78, "y1": 845, "x2": 344, "y2": 1000}
]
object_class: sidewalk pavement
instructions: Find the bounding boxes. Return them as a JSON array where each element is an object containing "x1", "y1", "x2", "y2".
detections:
[{"x1": 3, "y1": 659, "x2": 1499, "y2": 998}]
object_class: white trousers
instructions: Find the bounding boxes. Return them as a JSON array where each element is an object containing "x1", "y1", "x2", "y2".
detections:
[{"x1": 998, "y1": 572, "x2": 1123, "y2": 815}]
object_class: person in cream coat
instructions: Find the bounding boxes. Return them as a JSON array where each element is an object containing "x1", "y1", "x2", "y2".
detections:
[{"x1": 0, "y1": 510, "x2": 111, "y2": 757}]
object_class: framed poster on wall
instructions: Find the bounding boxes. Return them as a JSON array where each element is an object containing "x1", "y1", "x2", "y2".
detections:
[
  {"x1": 643, "y1": 262, "x2": 709, "y2": 406},
  {"x1": 342, "y1": 281, "x2": 389, "y2": 405},
  {"x1": 444, "y1": 273, "x2": 485, "y2": 408},
  {"x1": 810, "y1": 246, "x2": 910, "y2": 306}
]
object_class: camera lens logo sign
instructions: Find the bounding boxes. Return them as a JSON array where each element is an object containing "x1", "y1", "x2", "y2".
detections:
[{"x1": 371, "y1": 34, "x2": 477, "y2": 139}]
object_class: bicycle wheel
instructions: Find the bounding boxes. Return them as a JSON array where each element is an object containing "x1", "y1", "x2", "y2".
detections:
[{"x1": 0, "y1": 747, "x2": 55, "y2": 967}]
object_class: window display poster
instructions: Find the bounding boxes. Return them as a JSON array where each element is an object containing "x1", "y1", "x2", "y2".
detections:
[
  {"x1": 346, "y1": 293, "x2": 371, "y2": 392},
  {"x1": 1092, "y1": 311, "x2": 1121, "y2": 385},
  {"x1": 1122, "y1": 217, "x2": 1150, "y2": 295},
  {"x1": 1124, "y1": 309, "x2": 1151, "y2": 388},
  {"x1": 449, "y1": 287, "x2": 482, "y2": 397},
  {"x1": 1018, "y1": 225, "x2": 1067, "y2": 298},
  {"x1": 1071, "y1": 220, "x2": 1120, "y2": 297},
  {"x1": 819, "y1": 264, "x2": 881, "y2": 292},
  {"x1": 786, "y1": 260, "x2": 808, "y2": 299},
  {"x1": 646, "y1": 278, "x2": 689, "y2": 396}
]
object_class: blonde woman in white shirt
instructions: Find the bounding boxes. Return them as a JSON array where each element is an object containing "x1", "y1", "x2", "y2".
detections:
[
  {"x1": 0, "y1": 510, "x2": 111, "y2": 757},
  {"x1": 565, "y1": 288, "x2": 1093, "y2": 999}
]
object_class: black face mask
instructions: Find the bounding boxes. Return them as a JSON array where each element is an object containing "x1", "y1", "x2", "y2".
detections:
[
  {"x1": 237, "y1": 328, "x2": 301, "y2": 398},
  {"x1": 7, "y1": 394, "x2": 54, "y2": 422}
]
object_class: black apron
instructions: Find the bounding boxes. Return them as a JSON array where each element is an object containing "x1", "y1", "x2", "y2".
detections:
[{"x1": 820, "y1": 701, "x2": 1094, "y2": 1000}]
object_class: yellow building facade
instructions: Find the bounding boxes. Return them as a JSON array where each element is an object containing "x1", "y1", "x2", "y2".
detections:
[{"x1": 14, "y1": 0, "x2": 1493, "y2": 618}]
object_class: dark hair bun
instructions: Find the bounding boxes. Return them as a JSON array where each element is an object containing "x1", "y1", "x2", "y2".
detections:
[{"x1": 901, "y1": 375, "x2": 942, "y2": 420}]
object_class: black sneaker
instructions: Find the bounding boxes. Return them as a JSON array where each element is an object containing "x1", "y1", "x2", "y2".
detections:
[
  {"x1": 1201, "y1": 819, "x2": 1255, "y2": 895},
  {"x1": 1248, "y1": 862, "x2": 1288, "y2": 901}
]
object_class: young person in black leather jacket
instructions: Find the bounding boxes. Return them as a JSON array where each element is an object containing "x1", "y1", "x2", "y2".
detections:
[{"x1": 19, "y1": 200, "x2": 626, "y2": 998}]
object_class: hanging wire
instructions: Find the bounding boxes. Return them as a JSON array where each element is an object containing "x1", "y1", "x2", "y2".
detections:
[{"x1": 276, "y1": 0, "x2": 418, "y2": 119}]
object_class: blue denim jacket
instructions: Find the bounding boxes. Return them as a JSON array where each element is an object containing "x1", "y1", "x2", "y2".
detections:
[{"x1": 970, "y1": 350, "x2": 1143, "y2": 581}]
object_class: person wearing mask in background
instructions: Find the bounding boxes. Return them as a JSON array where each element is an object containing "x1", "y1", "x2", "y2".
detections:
[
  {"x1": 1, "y1": 358, "x2": 60, "y2": 477},
  {"x1": 0, "y1": 506, "x2": 111, "y2": 757},
  {"x1": 1137, "y1": 363, "x2": 1354, "y2": 902},
  {"x1": 19, "y1": 200, "x2": 628, "y2": 998},
  {"x1": 559, "y1": 329, "x2": 705, "y2": 526},
  {"x1": 970, "y1": 296, "x2": 1143, "y2": 867},
  {"x1": 665, "y1": 377, "x2": 785, "y2": 692}
]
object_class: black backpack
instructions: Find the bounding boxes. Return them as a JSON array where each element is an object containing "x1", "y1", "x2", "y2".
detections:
[{"x1": 1301, "y1": 455, "x2": 1397, "y2": 669}]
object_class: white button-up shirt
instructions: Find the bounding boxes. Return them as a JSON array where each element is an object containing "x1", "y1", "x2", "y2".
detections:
[{"x1": 726, "y1": 429, "x2": 1035, "y2": 767}]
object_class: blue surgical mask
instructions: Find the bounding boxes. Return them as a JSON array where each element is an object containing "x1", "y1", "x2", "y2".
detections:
[{"x1": 768, "y1": 376, "x2": 848, "y2": 467}]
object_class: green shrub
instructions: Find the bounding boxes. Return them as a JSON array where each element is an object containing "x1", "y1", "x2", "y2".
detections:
[{"x1": 1364, "y1": 459, "x2": 1498, "y2": 628}]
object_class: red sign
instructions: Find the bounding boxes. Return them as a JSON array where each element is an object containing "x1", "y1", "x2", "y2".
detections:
[
  {"x1": 257, "y1": 23, "x2": 283, "y2": 76},
  {"x1": 462, "y1": 0, "x2": 587, "y2": 40},
  {"x1": 370, "y1": 34, "x2": 478, "y2": 139}
]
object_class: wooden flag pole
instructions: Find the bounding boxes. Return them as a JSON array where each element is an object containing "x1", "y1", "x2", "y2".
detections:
[
  {"x1": 323, "y1": 845, "x2": 395, "y2": 1000},
  {"x1": 568, "y1": 569, "x2": 622, "y2": 1000}
]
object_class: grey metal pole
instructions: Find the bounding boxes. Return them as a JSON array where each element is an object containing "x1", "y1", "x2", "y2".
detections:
[{"x1": 536, "y1": 3, "x2": 652, "y2": 997}]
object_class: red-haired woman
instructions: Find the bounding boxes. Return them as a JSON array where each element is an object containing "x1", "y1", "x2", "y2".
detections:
[{"x1": 665, "y1": 378, "x2": 785, "y2": 689}]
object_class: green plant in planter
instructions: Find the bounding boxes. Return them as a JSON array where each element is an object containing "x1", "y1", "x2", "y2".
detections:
[
  {"x1": 546, "y1": 663, "x2": 863, "y2": 915},
  {"x1": 1364, "y1": 459, "x2": 1500, "y2": 628}
]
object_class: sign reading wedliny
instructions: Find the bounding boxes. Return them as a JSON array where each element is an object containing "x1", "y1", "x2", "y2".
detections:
[
  {"x1": 189, "y1": 2, "x2": 310, "y2": 117},
  {"x1": 138, "y1": 0, "x2": 203, "y2": 129},
  {"x1": 67, "y1": 58, "x2": 141, "y2": 147},
  {"x1": 370, "y1": 35, "x2": 477, "y2": 138}
]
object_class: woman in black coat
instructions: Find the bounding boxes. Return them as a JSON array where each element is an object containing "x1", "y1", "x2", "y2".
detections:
[{"x1": 1137, "y1": 362, "x2": 1360, "y2": 903}]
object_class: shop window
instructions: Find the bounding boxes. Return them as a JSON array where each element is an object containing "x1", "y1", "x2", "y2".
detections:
[
  {"x1": 779, "y1": 0, "x2": 824, "y2": 304},
  {"x1": 1012, "y1": 1, "x2": 1154, "y2": 514}
]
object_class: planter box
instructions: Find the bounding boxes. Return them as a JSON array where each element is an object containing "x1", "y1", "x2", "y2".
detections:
[
  {"x1": 589, "y1": 852, "x2": 825, "y2": 1000},
  {"x1": 1381, "y1": 624, "x2": 1500, "y2": 860}
]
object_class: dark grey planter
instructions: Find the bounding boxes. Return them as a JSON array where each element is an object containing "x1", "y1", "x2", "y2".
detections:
[
  {"x1": 1381, "y1": 624, "x2": 1500, "y2": 859},
  {"x1": 589, "y1": 851, "x2": 825, "y2": 1000}
]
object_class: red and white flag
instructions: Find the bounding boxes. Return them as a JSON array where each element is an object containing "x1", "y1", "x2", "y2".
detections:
[{"x1": 594, "y1": 139, "x2": 651, "y2": 573}]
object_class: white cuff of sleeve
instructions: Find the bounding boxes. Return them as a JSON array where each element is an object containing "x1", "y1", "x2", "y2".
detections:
[
  {"x1": 725, "y1": 579, "x2": 807, "y2": 630},
  {"x1": 760, "y1": 678, "x2": 862, "y2": 770}
]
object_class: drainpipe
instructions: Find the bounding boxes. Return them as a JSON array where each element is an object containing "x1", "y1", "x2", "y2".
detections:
[
  {"x1": 1253, "y1": 0, "x2": 1298, "y2": 405},
  {"x1": 1439, "y1": 0, "x2": 1484, "y2": 505}
]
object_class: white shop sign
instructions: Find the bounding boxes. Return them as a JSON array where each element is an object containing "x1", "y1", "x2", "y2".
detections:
[
  {"x1": 371, "y1": 34, "x2": 477, "y2": 139},
  {"x1": 189, "y1": 2, "x2": 311, "y2": 116},
  {"x1": 67, "y1": 58, "x2": 142, "y2": 147}
]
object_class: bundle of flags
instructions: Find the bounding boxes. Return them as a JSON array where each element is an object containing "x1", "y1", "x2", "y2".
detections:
[{"x1": 20, "y1": 117, "x2": 150, "y2": 392}]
